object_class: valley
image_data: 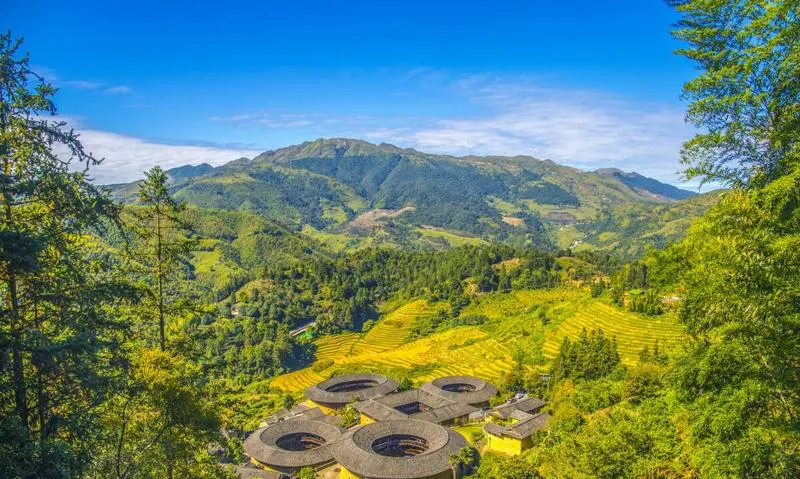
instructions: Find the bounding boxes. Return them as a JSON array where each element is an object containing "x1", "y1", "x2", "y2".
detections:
[{"x1": 231, "y1": 288, "x2": 686, "y2": 430}]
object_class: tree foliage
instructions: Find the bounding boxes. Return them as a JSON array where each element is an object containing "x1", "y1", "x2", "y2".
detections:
[
  {"x1": 548, "y1": 329, "x2": 621, "y2": 384},
  {"x1": 670, "y1": 0, "x2": 800, "y2": 186},
  {"x1": 0, "y1": 32, "x2": 133, "y2": 478},
  {"x1": 89, "y1": 350, "x2": 225, "y2": 479},
  {"x1": 666, "y1": 169, "x2": 800, "y2": 477},
  {"x1": 124, "y1": 166, "x2": 198, "y2": 351}
]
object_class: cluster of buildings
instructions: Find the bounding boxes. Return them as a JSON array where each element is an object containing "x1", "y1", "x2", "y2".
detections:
[{"x1": 242, "y1": 373, "x2": 550, "y2": 479}]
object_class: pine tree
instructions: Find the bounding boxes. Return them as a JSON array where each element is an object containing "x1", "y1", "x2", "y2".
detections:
[
  {"x1": 666, "y1": 3, "x2": 800, "y2": 473},
  {"x1": 124, "y1": 166, "x2": 197, "y2": 351},
  {"x1": 0, "y1": 33, "x2": 132, "y2": 477}
]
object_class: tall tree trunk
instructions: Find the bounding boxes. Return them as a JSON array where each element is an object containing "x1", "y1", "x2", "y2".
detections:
[
  {"x1": 34, "y1": 301, "x2": 49, "y2": 445},
  {"x1": 156, "y1": 205, "x2": 165, "y2": 351},
  {"x1": 37, "y1": 361, "x2": 47, "y2": 442},
  {"x1": 114, "y1": 399, "x2": 130, "y2": 479},
  {"x1": 10, "y1": 278, "x2": 27, "y2": 428},
  {"x1": 165, "y1": 441, "x2": 174, "y2": 479},
  {"x1": 2, "y1": 180, "x2": 28, "y2": 431}
]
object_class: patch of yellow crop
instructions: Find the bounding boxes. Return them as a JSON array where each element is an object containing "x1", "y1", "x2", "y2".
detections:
[
  {"x1": 271, "y1": 300, "x2": 441, "y2": 392},
  {"x1": 542, "y1": 302, "x2": 685, "y2": 365},
  {"x1": 270, "y1": 289, "x2": 685, "y2": 394}
]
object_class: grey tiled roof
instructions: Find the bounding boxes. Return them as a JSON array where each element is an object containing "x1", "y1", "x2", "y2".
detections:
[
  {"x1": 420, "y1": 375, "x2": 499, "y2": 406},
  {"x1": 508, "y1": 412, "x2": 551, "y2": 438},
  {"x1": 412, "y1": 402, "x2": 479, "y2": 424},
  {"x1": 333, "y1": 420, "x2": 468, "y2": 478},
  {"x1": 354, "y1": 388, "x2": 478, "y2": 424},
  {"x1": 482, "y1": 422, "x2": 507, "y2": 437},
  {"x1": 243, "y1": 418, "x2": 343, "y2": 469},
  {"x1": 353, "y1": 398, "x2": 407, "y2": 422},
  {"x1": 482, "y1": 412, "x2": 551, "y2": 440},
  {"x1": 235, "y1": 464, "x2": 282, "y2": 479},
  {"x1": 509, "y1": 409, "x2": 532, "y2": 421},
  {"x1": 304, "y1": 373, "x2": 399, "y2": 406},
  {"x1": 490, "y1": 396, "x2": 546, "y2": 419}
]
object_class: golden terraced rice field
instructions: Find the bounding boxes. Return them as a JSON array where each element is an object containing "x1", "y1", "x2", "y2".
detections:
[
  {"x1": 541, "y1": 302, "x2": 685, "y2": 365},
  {"x1": 270, "y1": 300, "x2": 437, "y2": 391},
  {"x1": 270, "y1": 289, "x2": 687, "y2": 393}
]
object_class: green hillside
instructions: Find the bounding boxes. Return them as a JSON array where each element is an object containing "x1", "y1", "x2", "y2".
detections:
[
  {"x1": 108, "y1": 205, "x2": 323, "y2": 301},
  {"x1": 109, "y1": 138, "x2": 713, "y2": 257},
  {"x1": 567, "y1": 190, "x2": 724, "y2": 258}
]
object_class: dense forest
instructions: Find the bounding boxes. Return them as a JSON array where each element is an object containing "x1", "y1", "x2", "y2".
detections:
[{"x1": 1, "y1": 1, "x2": 799, "y2": 478}]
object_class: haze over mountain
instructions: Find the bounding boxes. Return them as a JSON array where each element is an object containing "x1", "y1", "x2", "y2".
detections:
[{"x1": 111, "y1": 138, "x2": 710, "y2": 257}]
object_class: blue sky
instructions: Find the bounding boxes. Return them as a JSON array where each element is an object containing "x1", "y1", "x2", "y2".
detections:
[{"x1": 6, "y1": 1, "x2": 699, "y2": 186}]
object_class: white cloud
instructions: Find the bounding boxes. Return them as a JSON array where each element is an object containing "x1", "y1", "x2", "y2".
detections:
[
  {"x1": 64, "y1": 80, "x2": 105, "y2": 89},
  {"x1": 209, "y1": 111, "x2": 373, "y2": 129},
  {"x1": 365, "y1": 76, "x2": 694, "y2": 183},
  {"x1": 210, "y1": 112, "x2": 262, "y2": 122},
  {"x1": 104, "y1": 85, "x2": 132, "y2": 94},
  {"x1": 51, "y1": 69, "x2": 696, "y2": 185},
  {"x1": 31, "y1": 65, "x2": 59, "y2": 81},
  {"x1": 60, "y1": 77, "x2": 133, "y2": 94},
  {"x1": 54, "y1": 118, "x2": 261, "y2": 184}
]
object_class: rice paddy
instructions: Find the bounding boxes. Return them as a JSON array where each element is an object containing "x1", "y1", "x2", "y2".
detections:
[
  {"x1": 270, "y1": 300, "x2": 438, "y2": 391},
  {"x1": 541, "y1": 302, "x2": 686, "y2": 365},
  {"x1": 270, "y1": 289, "x2": 687, "y2": 393}
]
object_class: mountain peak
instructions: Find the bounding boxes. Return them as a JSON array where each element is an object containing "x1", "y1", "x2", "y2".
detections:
[
  {"x1": 254, "y1": 137, "x2": 411, "y2": 163},
  {"x1": 594, "y1": 167, "x2": 625, "y2": 176},
  {"x1": 595, "y1": 167, "x2": 695, "y2": 201},
  {"x1": 166, "y1": 163, "x2": 215, "y2": 182}
]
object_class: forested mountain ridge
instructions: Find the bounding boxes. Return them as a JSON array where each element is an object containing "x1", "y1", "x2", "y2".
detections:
[{"x1": 109, "y1": 138, "x2": 707, "y2": 255}]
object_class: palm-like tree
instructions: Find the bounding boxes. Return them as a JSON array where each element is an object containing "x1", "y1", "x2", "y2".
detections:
[{"x1": 449, "y1": 446, "x2": 478, "y2": 478}]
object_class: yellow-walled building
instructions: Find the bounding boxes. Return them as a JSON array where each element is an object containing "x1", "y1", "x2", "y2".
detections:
[
  {"x1": 359, "y1": 413, "x2": 375, "y2": 425},
  {"x1": 482, "y1": 412, "x2": 550, "y2": 455},
  {"x1": 306, "y1": 399, "x2": 336, "y2": 415}
]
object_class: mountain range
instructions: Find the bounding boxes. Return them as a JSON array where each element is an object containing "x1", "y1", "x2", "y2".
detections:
[{"x1": 110, "y1": 138, "x2": 716, "y2": 257}]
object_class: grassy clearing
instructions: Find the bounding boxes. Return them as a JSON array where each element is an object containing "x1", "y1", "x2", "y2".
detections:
[
  {"x1": 321, "y1": 203, "x2": 349, "y2": 224},
  {"x1": 598, "y1": 231, "x2": 619, "y2": 242},
  {"x1": 414, "y1": 228, "x2": 488, "y2": 247},
  {"x1": 486, "y1": 196, "x2": 523, "y2": 216},
  {"x1": 524, "y1": 202, "x2": 598, "y2": 222},
  {"x1": 555, "y1": 225, "x2": 584, "y2": 249},
  {"x1": 453, "y1": 424, "x2": 485, "y2": 445},
  {"x1": 191, "y1": 246, "x2": 245, "y2": 292},
  {"x1": 301, "y1": 225, "x2": 373, "y2": 252}
]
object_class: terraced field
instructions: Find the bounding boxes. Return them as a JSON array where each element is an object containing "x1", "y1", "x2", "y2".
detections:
[
  {"x1": 271, "y1": 290, "x2": 688, "y2": 394},
  {"x1": 270, "y1": 300, "x2": 438, "y2": 392},
  {"x1": 352, "y1": 300, "x2": 435, "y2": 355},
  {"x1": 314, "y1": 333, "x2": 361, "y2": 361},
  {"x1": 271, "y1": 291, "x2": 574, "y2": 392},
  {"x1": 542, "y1": 302, "x2": 685, "y2": 365}
]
